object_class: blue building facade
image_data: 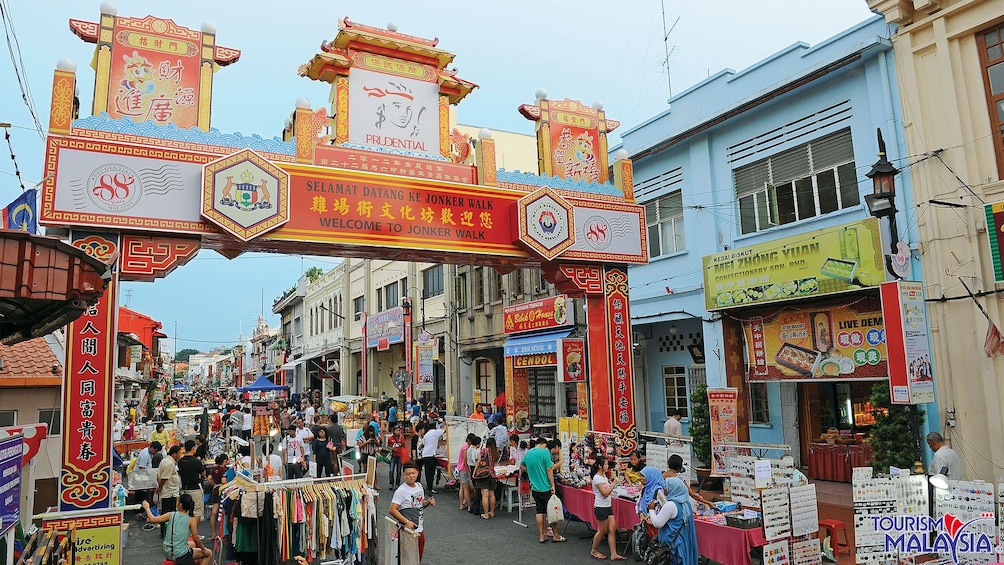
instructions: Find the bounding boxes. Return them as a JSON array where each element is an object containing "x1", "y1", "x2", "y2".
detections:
[{"x1": 619, "y1": 15, "x2": 940, "y2": 472}]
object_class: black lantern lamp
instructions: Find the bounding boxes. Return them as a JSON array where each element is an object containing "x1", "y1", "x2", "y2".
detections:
[{"x1": 864, "y1": 129, "x2": 902, "y2": 278}]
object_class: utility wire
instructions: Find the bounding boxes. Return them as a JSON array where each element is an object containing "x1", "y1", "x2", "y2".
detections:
[
  {"x1": 0, "y1": 0, "x2": 44, "y2": 139},
  {"x1": 2, "y1": 124, "x2": 25, "y2": 191}
]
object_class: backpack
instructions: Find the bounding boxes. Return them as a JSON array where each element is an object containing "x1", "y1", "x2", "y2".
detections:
[
  {"x1": 471, "y1": 448, "x2": 492, "y2": 480},
  {"x1": 630, "y1": 523, "x2": 651, "y2": 561}
]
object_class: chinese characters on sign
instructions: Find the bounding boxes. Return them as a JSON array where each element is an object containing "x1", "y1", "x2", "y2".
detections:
[
  {"x1": 708, "y1": 388, "x2": 739, "y2": 476},
  {"x1": 288, "y1": 172, "x2": 512, "y2": 252},
  {"x1": 60, "y1": 232, "x2": 117, "y2": 511},
  {"x1": 108, "y1": 18, "x2": 202, "y2": 128},
  {"x1": 604, "y1": 268, "x2": 636, "y2": 454},
  {"x1": 43, "y1": 513, "x2": 122, "y2": 565},
  {"x1": 743, "y1": 299, "x2": 888, "y2": 381}
]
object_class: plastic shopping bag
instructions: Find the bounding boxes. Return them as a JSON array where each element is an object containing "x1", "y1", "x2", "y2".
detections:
[{"x1": 546, "y1": 493, "x2": 564, "y2": 524}]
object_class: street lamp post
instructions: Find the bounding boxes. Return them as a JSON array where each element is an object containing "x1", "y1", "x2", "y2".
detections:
[
  {"x1": 401, "y1": 297, "x2": 413, "y2": 406},
  {"x1": 864, "y1": 128, "x2": 902, "y2": 279}
]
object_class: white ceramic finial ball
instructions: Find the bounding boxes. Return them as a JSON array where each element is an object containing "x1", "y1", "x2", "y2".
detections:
[
  {"x1": 295, "y1": 98, "x2": 311, "y2": 109},
  {"x1": 478, "y1": 128, "x2": 493, "y2": 140},
  {"x1": 284, "y1": 116, "x2": 293, "y2": 129},
  {"x1": 592, "y1": 101, "x2": 604, "y2": 110},
  {"x1": 99, "y1": 2, "x2": 117, "y2": 16},
  {"x1": 613, "y1": 149, "x2": 629, "y2": 162},
  {"x1": 201, "y1": 22, "x2": 217, "y2": 34},
  {"x1": 535, "y1": 89, "x2": 547, "y2": 101},
  {"x1": 56, "y1": 58, "x2": 76, "y2": 72},
  {"x1": 387, "y1": 22, "x2": 398, "y2": 32}
]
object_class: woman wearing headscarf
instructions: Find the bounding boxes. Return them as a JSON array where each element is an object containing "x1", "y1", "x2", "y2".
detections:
[
  {"x1": 635, "y1": 465, "x2": 665, "y2": 517},
  {"x1": 643, "y1": 476, "x2": 700, "y2": 565}
]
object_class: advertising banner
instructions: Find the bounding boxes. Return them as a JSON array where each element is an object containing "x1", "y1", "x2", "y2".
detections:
[
  {"x1": 416, "y1": 340, "x2": 435, "y2": 393},
  {"x1": 348, "y1": 63, "x2": 441, "y2": 157},
  {"x1": 0, "y1": 434, "x2": 22, "y2": 537},
  {"x1": 510, "y1": 368, "x2": 531, "y2": 434},
  {"x1": 558, "y1": 338, "x2": 586, "y2": 382},
  {"x1": 365, "y1": 307, "x2": 404, "y2": 349},
  {"x1": 251, "y1": 403, "x2": 279, "y2": 437},
  {"x1": 708, "y1": 388, "x2": 739, "y2": 475},
  {"x1": 744, "y1": 298, "x2": 888, "y2": 381},
  {"x1": 512, "y1": 353, "x2": 556, "y2": 368},
  {"x1": 702, "y1": 218, "x2": 884, "y2": 310},
  {"x1": 60, "y1": 231, "x2": 118, "y2": 511},
  {"x1": 503, "y1": 295, "x2": 573, "y2": 335},
  {"x1": 565, "y1": 202, "x2": 647, "y2": 264},
  {"x1": 983, "y1": 201, "x2": 1004, "y2": 283},
  {"x1": 881, "y1": 281, "x2": 936, "y2": 405},
  {"x1": 43, "y1": 512, "x2": 122, "y2": 565},
  {"x1": 106, "y1": 15, "x2": 203, "y2": 128}
]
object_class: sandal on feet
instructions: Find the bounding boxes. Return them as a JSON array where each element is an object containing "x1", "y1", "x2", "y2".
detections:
[
  {"x1": 591, "y1": 552, "x2": 608, "y2": 560},
  {"x1": 611, "y1": 556, "x2": 627, "y2": 561},
  {"x1": 539, "y1": 539, "x2": 547, "y2": 543},
  {"x1": 552, "y1": 536, "x2": 567, "y2": 543}
]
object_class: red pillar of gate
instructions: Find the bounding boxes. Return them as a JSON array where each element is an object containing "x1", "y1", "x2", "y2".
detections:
[{"x1": 59, "y1": 231, "x2": 119, "y2": 511}]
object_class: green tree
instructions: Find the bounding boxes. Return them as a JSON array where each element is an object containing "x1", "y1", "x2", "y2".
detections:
[
  {"x1": 689, "y1": 384, "x2": 712, "y2": 465},
  {"x1": 305, "y1": 266, "x2": 324, "y2": 283},
  {"x1": 174, "y1": 348, "x2": 199, "y2": 363},
  {"x1": 869, "y1": 382, "x2": 925, "y2": 472}
]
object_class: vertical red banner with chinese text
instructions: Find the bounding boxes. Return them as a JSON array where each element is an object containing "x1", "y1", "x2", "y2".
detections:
[
  {"x1": 603, "y1": 267, "x2": 636, "y2": 455},
  {"x1": 60, "y1": 232, "x2": 118, "y2": 511},
  {"x1": 750, "y1": 317, "x2": 768, "y2": 376}
]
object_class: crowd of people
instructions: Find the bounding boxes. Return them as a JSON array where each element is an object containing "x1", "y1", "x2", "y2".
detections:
[{"x1": 118, "y1": 386, "x2": 712, "y2": 564}]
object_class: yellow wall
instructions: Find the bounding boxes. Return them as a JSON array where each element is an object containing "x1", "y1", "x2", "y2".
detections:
[{"x1": 869, "y1": 0, "x2": 1004, "y2": 481}]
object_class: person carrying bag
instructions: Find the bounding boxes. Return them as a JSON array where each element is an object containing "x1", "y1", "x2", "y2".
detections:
[{"x1": 141, "y1": 494, "x2": 213, "y2": 565}]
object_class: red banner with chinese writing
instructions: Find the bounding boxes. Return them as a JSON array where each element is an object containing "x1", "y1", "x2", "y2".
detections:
[
  {"x1": 276, "y1": 165, "x2": 522, "y2": 256},
  {"x1": 107, "y1": 16, "x2": 203, "y2": 127},
  {"x1": 546, "y1": 100, "x2": 602, "y2": 183},
  {"x1": 750, "y1": 317, "x2": 768, "y2": 376},
  {"x1": 60, "y1": 232, "x2": 118, "y2": 511},
  {"x1": 604, "y1": 267, "x2": 636, "y2": 454}
]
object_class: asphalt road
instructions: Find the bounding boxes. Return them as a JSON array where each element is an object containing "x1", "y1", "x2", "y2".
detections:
[{"x1": 122, "y1": 464, "x2": 622, "y2": 564}]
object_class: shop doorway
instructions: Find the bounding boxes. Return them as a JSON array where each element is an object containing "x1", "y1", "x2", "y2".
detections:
[
  {"x1": 797, "y1": 381, "x2": 881, "y2": 466},
  {"x1": 528, "y1": 367, "x2": 557, "y2": 424}
]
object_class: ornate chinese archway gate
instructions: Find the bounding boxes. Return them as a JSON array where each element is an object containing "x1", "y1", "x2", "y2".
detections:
[{"x1": 45, "y1": 11, "x2": 647, "y2": 512}]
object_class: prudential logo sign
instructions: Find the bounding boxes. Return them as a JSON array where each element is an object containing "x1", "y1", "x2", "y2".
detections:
[{"x1": 874, "y1": 514, "x2": 1002, "y2": 563}]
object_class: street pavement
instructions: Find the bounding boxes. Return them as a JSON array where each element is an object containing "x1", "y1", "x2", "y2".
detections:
[{"x1": 122, "y1": 464, "x2": 619, "y2": 564}]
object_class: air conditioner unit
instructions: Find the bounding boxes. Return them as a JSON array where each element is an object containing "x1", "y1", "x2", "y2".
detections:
[{"x1": 326, "y1": 360, "x2": 340, "y2": 373}]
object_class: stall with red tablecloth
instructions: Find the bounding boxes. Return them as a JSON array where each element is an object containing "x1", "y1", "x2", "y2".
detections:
[
  {"x1": 807, "y1": 442, "x2": 873, "y2": 483},
  {"x1": 693, "y1": 518, "x2": 768, "y2": 565}
]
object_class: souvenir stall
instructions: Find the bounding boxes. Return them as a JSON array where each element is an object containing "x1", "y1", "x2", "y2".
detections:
[
  {"x1": 239, "y1": 376, "x2": 290, "y2": 475},
  {"x1": 851, "y1": 467, "x2": 1002, "y2": 565},
  {"x1": 693, "y1": 449, "x2": 821, "y2": 565},
  {"x1": 327, "y1": 395, "x2": 379, "y2": 440},
  {"x1": 638, "y1": 430, "x2": 694, "y2": 483},
  {"x1": 217, "y1": 471, "x2": 376, "y2": 565}
]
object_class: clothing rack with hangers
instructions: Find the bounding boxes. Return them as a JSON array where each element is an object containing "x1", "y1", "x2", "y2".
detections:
[{"x1": 221, "y1": 470, "x2": 377, "y2": 565}]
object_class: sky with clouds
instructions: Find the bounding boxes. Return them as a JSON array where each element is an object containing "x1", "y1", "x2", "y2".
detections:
[{"x1": 0, "y1": 0, "x2": 875, "y2": 353}]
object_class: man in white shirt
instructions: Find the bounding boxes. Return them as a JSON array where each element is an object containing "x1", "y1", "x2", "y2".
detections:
[
  {"x1": 241, "y1": 408, "x2": 253, "y2": 440},
  {"x1": 420, "y1": 423, "x2": 446, "y2": 494},
  {"x1": 154, "y1": 445, "x2": 182, "y2": 539},
  {"x1": 927, "y1": 431, "x2": 961, "y2": 481},
  {"x1": 295, "y1": 418, "x2": 314, "y2": 458},
  {"x1": 281, "y1": 425, "x2": 305, "y2": 479},
  {"x1": 112, "y1": 416, "x2": 123, "y2": 442},
  {"x1": 663, "y1": 410, "x2": 683, "y2": 445},
  {"x1": 304, "y1": 403, "x2": 316, "y2": 427}
]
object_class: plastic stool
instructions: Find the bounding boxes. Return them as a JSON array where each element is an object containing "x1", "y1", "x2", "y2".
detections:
[
  {"x1": 503, "y1": 485, "x2": 519, "y2": 512},
  {"x1": 818, "y1": 519, "x2": 850, "y2": 555}
]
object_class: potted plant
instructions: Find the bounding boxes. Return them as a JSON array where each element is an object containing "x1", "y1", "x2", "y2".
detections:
[
  {"x1": 689, "y1": 385, "x2": 721, "y2": 489},
  {"x1": 868, "y1": 382, "x2": 925, "y2": 473}
]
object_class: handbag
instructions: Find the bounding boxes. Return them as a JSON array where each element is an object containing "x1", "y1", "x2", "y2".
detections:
[
  {"x1": 472, "y1": 449, "x2": 492, "y2": 480},
  {"x1": 643, "y1": 507, "x2": 688, "y2": 565}
]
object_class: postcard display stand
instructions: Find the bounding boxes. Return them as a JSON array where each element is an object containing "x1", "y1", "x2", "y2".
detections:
[
  {"x1": 933, "y1": 480, "x2": 996, "y2": 565},
  {"x1": 725, "y1": 455, "x2": 822, "y2": 565},
  {"x1": 639, "y1": 431, "x2": 693, "y2": 484},
  {"x1": 851, "y1": 467, "x2": 929, "y2": 565}
]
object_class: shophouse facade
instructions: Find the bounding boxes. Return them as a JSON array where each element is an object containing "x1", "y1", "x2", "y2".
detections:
[
  {"x1": 620, "y1": 15, "x2": 941, "y2": 471},
  {"x1": 867, "y1": 0, "x2": 1004, "y2": 481}
]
